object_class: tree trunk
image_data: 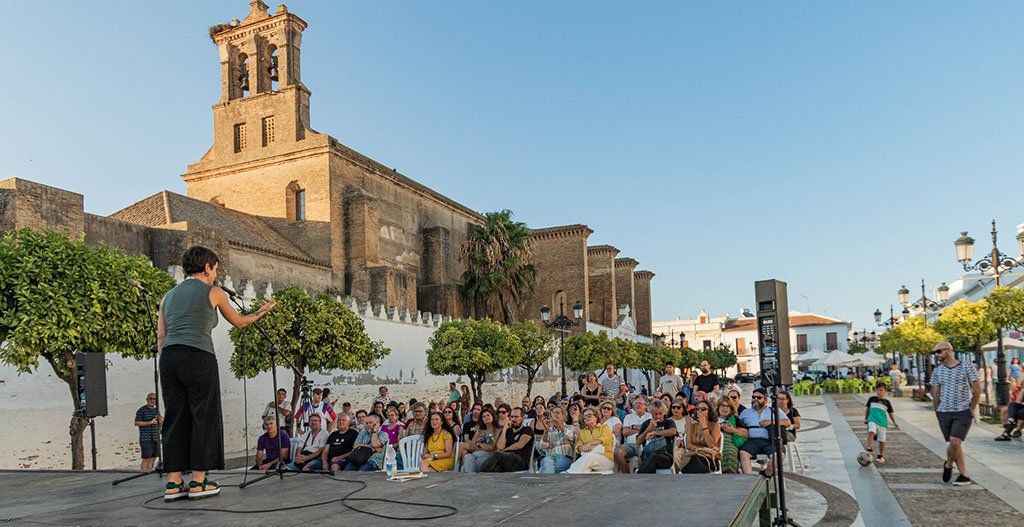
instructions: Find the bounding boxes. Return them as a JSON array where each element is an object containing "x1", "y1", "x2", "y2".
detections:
[
  {"x1": 470, "y1": 374, "x2": 484, "y2": 402},
  {"x1": 641, "y1": 371, "x2": 652, "y2": 394},
  {"x1": 46, "y1": 350, "x2": 87, "y2": 470},
  {"x1": 525, "y1": 370, "x2": 535, "y2": 400}
]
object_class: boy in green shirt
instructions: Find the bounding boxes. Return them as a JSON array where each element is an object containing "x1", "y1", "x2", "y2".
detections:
[{"x1": 864, "y1": 383, "x2": 900, "y2": 464}]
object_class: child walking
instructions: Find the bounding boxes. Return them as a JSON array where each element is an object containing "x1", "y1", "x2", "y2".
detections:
[{"x1": 864, "y1": 383, "x2": 899, "y2": 464}]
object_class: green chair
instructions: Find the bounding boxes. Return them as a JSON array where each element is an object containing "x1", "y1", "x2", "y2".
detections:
[{"x1": 812, "y1": 383, "x2": 824, "y2": 395}]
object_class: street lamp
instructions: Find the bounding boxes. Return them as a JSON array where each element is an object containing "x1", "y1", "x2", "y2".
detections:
[
  {"x1": 898, "y1": 280, "x2": 947, "y2": 387},
  {"x1": 540, "y1": 299, "x2": 584, "y2": 397},
  {"x1": 875, "y1": 305, "x2": 900, "y2": 364},
  {"x1": 953, "y1": 220, "x2": 1024, "y2": 405}
]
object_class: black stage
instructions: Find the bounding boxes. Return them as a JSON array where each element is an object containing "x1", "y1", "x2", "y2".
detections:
[{"x1": 0, "y1": 470, "x2": 769, "y2": 526}]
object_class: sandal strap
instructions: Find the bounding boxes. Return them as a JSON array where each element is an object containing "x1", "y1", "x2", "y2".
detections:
[
  {"x1": 166, "y1": 481, "x2": 185, "y2": 490},
  {"x1": 202, "y1": 479, "x2": 219, "y2": 489}
]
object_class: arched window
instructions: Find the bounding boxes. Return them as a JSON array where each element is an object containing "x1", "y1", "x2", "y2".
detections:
[
  {"x1": 286, "y1": 181, "x2": 305, "y2": 221},
  {"x1": 266, "y1": 45, "x2": 279, "y2": 91},
  {"x1": 238, "y1": 53, "x2": 250, "y2": 97}
]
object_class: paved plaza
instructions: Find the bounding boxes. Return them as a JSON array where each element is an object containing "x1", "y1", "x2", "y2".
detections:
[{"x1": 784, "y1": 392, "x2": 1024, "y2": 526}]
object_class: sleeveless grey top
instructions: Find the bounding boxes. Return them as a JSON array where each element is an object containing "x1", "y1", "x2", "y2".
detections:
[{"x1": 161, "y1": 279, "x2": 218, "y2": 354}]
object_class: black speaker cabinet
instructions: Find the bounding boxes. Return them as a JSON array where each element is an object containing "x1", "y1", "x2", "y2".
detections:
[
  {"x1": 755, "y1": 279, "x2": 793, "y2": 387},
  {"x1": 75, "y1": 352, "x2": 108, "y2": 418}
]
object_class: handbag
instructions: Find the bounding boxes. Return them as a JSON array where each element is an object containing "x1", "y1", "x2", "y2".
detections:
[{"x1": 347, "y1": 446, "x2": 373, "y2": 466}]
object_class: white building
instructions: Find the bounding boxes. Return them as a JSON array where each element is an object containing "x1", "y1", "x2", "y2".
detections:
[{"x1": 652, "y1": 310, "x2": 852, "y2": 376}]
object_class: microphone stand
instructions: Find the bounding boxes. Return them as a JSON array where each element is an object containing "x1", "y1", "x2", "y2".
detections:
[
  {"x1": 228, "y1": 293, "x2": 319, "y2": 490},
  {"x1": 113, "y1": 285, "x2": 164, "y2": 486}
]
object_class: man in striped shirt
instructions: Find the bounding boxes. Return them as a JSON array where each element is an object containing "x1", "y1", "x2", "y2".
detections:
[{"x1": 536, "y1": 407, "x2": 577, "y2": 473}]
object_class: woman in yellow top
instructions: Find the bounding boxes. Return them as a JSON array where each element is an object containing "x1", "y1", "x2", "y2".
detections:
[
  {"x1": 567, "y1": 408, "x2": 615, "y2": 473},
  {"x1": 419, "y1": 412, "x2": 455, "y2": 472}
]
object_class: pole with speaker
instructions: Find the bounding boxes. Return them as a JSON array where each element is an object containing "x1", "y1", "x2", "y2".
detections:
[
  {"x1": 75, "y1": 352, "x2": 108, "y2": 470},
  {"x1": 754, "y1": 279, "x2": 798, "y2": 527}
]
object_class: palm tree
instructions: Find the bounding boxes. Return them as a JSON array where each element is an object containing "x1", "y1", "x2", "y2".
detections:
[{"x1": 460, "y1": 210, "x2": 538, "y2": 324}]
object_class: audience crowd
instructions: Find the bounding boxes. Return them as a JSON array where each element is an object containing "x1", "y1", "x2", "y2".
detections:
[{"x1": 252, "y1": 362, "x2": 794, "y2": 476}]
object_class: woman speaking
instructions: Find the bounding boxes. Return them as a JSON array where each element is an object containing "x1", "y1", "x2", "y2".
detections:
[{"x1": 158, "y1": 246, "x2": 275, "y2": 500}]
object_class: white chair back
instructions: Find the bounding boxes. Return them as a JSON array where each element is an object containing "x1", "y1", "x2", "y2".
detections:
[
  {"x1": 398, "y1": 435, "x2": 424, "y2": 473},
  {"x1": 711, "y1": 431, "x2": 725, "y2": 475}
]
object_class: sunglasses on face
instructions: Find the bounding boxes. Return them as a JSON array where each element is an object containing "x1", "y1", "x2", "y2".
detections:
[
  {"x1": 671, "y1": 405, "x2": 682, "y2": 410},
  {"x1": 729, "y1": 395, "x2": 739, "y2": 400},
  {"x1": 498, "y1": 410, "x2": 508, "y2": 414},
  {"x1": 751, "y1": 396, "x2": 764, "y2": 400}
]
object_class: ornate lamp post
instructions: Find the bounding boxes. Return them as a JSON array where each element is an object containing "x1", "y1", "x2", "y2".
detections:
[
  {"x1": 953, "y1": 220, "x2": 1024, "y2": 405},
  {"x1": 898, "y1": 280, "x2": 949, "y2": 387},
  {"x1": 874, "y1": 305, "x2": 899, "y2": 364},
  {"x1": 540, "y1": 299, "x2": 584, "y2": 397}
]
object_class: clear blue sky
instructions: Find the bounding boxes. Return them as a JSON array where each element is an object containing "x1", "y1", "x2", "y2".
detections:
[{"x1": 2, "y1": 1, "x2": 1022, "y2": 331}]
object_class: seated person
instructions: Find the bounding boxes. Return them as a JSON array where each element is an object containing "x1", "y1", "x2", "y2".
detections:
[
  {"x1": 726, "y1": 388, "x2": 789, "y2": 476},
  {"x1": 323, "y1": 414, "x2": 359, "y2": 472},
  {"x1": 459, "y1": 408, "x2": 498, "y2": 472},
  {"x1": 286, "y1": 414, "x2": 328, "y2": 472},
  {"x1": 614, "y1": 398, "x2": 650, "y2": 472},
  {"x1": 996, "y1": 384, "x2": 1024, "y2": 441},
  {"x1": 566, "y1": 408, "x2": 615, "y2": 473},
  {"x1": 254, "y1": 416, "x2": 290, "y2": 471},
  {"x1": 419, "y1": 412, "x2": 456, "y2": 472},
  {"x1": 536, "y1": 406, "x2": 577, "y2": 474},
  {"x1": 717, "y1": 398, "x2": 745, "y2": 474},
  {"x1": 635, "y1": 399, "x2": 677, "y2": 473},
  {"x1": 675, "y1": 400, "x2": 722, "y2": 473},
  {"x1": 345, "y1": 414, "x2": 389, "y2": 471},
  {"x1": 479, "y1": 407, "x2": 534, "y2": 472}
]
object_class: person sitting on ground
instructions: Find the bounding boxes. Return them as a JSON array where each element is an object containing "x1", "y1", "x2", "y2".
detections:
[
  {"x1": 776, "y1": 391, "x2": 801, "y2": 446},
  {"x1": 480, "y1": 407, "x2": 534, "y2": 472},
  {"x1": 995, "y1": 383, "x2": 1024, "y2": 441},
  {"x1": 614, "y1": 398, "x2": 650, "y2": 472},
  {"x1": 254, "y1": 416, "x2": 290, "y2": 471},
  {"x1": 345, "y1": 414, "x2": 388, "y2": 471},
  {"x1": 728, "y1": 388, "x2": 789, "y2": 476},
  {"x1": 635, "y1": 399, "x2": 678, "y2": 473},
  {"x1": 717, "y1": 397, "x2": 744, "y2": 474},
  {"x1": 675, "y1": 399, "x2": 722, "y2": 473},
  {"x1": 536, "y1": 406, "x2": 578, "y2": 473},
  {"x1": 567, "y1": 407, "x2": 615, "y2": 473},
  {"x1": 323, "y1": 414, "x2": 358, "y2": 473},
  {"x1": 404, "y1": 402, "x2": 428, "y2": 438},
  {"x1": 459, "y1": 407, "x2": 498, "y2": 472},
  {"x1": 601, "y1": 402, "x2": 623, "y2": 447},
  {"x1": 354, "y1": 409, "x2": 368, "y2": 432},
  {"x1": 286, "y1": 414, "x2": 328, "y2": 472},
  {"x1": 442, "y1": 406, "x2": 462, "y2": 438},
  {"x1": 582, "y1": 373, "x2": 604, "y2": 407},
  {"x1": 419, "y1": 412, "x2": 456, "y2": 472}
]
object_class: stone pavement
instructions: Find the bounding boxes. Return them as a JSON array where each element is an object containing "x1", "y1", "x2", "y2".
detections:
[{"x1": 787, "y1": 392, "x2": 1024, "y2": 526}]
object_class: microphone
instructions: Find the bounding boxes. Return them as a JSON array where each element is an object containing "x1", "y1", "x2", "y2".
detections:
[
  {"x1": 127, "y1": 279, "x2": 152, "y2": 296},
  {"x1": 218, "y1": 282, "x2": 239, "y2": 299}
]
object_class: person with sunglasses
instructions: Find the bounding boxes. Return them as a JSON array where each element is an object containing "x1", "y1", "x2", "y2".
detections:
[
  {"x1": 727, "y1": 388, "x2": 747, "y2": 414},
  {"x1": 675, "y1": 400, "x2": 722, "y2": 473},
  {"x1": 931, "y1": 342, "x2": 980, "y2": 486},
  {"x1": 730, "y1": 387, "x2": 789, "y2": 476},
  {"x1": 442, "y1": 406, "x2": 462, "y2": 438}
]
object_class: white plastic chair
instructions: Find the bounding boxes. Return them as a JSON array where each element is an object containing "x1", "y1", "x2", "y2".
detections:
[
  {"x1": 787, "y1": 436, "x2": 806, "y2": 472},
  {"x1": 398, "y1": 435, "x2": 424, "y2": 473},
  {"x1": 710, "y1": 431, "x2": 725, "y2": 475},
  {"x1": 452, "y1": 437, "x2": 461, "y2": 472}
]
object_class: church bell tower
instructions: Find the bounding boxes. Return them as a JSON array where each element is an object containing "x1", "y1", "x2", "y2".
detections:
[{"x1": 207, "y1": 1, "x2": 312, "y2": 159}]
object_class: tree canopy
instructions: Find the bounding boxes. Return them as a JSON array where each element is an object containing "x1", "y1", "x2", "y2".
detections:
[
  {"x1": 877, "y1": 316, "x2": 944, "y2": 357},
  {"x1": 932, "y1": 299, "x2": 996, "y2": 354},
  {"x1": 510, "y1": 320, "x2": 556, "y2": 398},
  {"x1": 230, "y1": 286, "x2": 389, "y2": 408},
  {"x1": 562, "y1": 330, "x2": 616, "y2": 372},
  {"x1": 0, "y1": 228, "x2": 176, "y2": 469},
  {"x1": 426, "y1": 318, "x2": 521, "y2": 400},
  {"x1": 701, "y1": 344, "x2": 738, "y2": 375},
  {"x1": 459, "y1": 210, "x2": 538, "y2": 324},
  {"x1": 986, "y1": 286, "x2": 1024, "y2": 331}
]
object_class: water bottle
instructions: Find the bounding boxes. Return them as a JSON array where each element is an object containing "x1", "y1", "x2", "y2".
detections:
[{"x1": 385, "y1": 444, "x2": 397, "y2": 477}]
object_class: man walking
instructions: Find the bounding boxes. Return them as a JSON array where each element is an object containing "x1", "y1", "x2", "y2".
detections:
[{"x1": 930, "y1": 341, "x2": 980, "y2": 486}]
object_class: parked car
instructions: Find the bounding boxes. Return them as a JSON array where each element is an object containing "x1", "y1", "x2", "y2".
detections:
[{"x1": 734, "y1": 373, "x2": 760, "y2": 384}]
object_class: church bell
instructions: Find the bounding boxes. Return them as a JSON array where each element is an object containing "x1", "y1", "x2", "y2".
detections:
[{"x1": 268, "y1": 55, "x2": 279, "y2": 82}]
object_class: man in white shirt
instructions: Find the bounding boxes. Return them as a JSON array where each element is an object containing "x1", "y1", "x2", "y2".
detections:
[
  {"x1": 613, "y1": 398, "x2": 651, "y2": 472},
  {"x1": 286, "y1": 414, "x2": 329, "y2": 472}
]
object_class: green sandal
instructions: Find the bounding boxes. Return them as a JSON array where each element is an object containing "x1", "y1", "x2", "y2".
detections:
[
  {"x1": 188, "y1": 478, "x2": 221, "y2": 499},
  {"x1": 164, "y1": 481, "x2": 188, "y2": 501}
]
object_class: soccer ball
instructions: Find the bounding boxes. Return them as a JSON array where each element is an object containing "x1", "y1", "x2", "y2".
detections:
[{"x1": 857, "y1": 452, "x2": 873, "y2": 466}]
